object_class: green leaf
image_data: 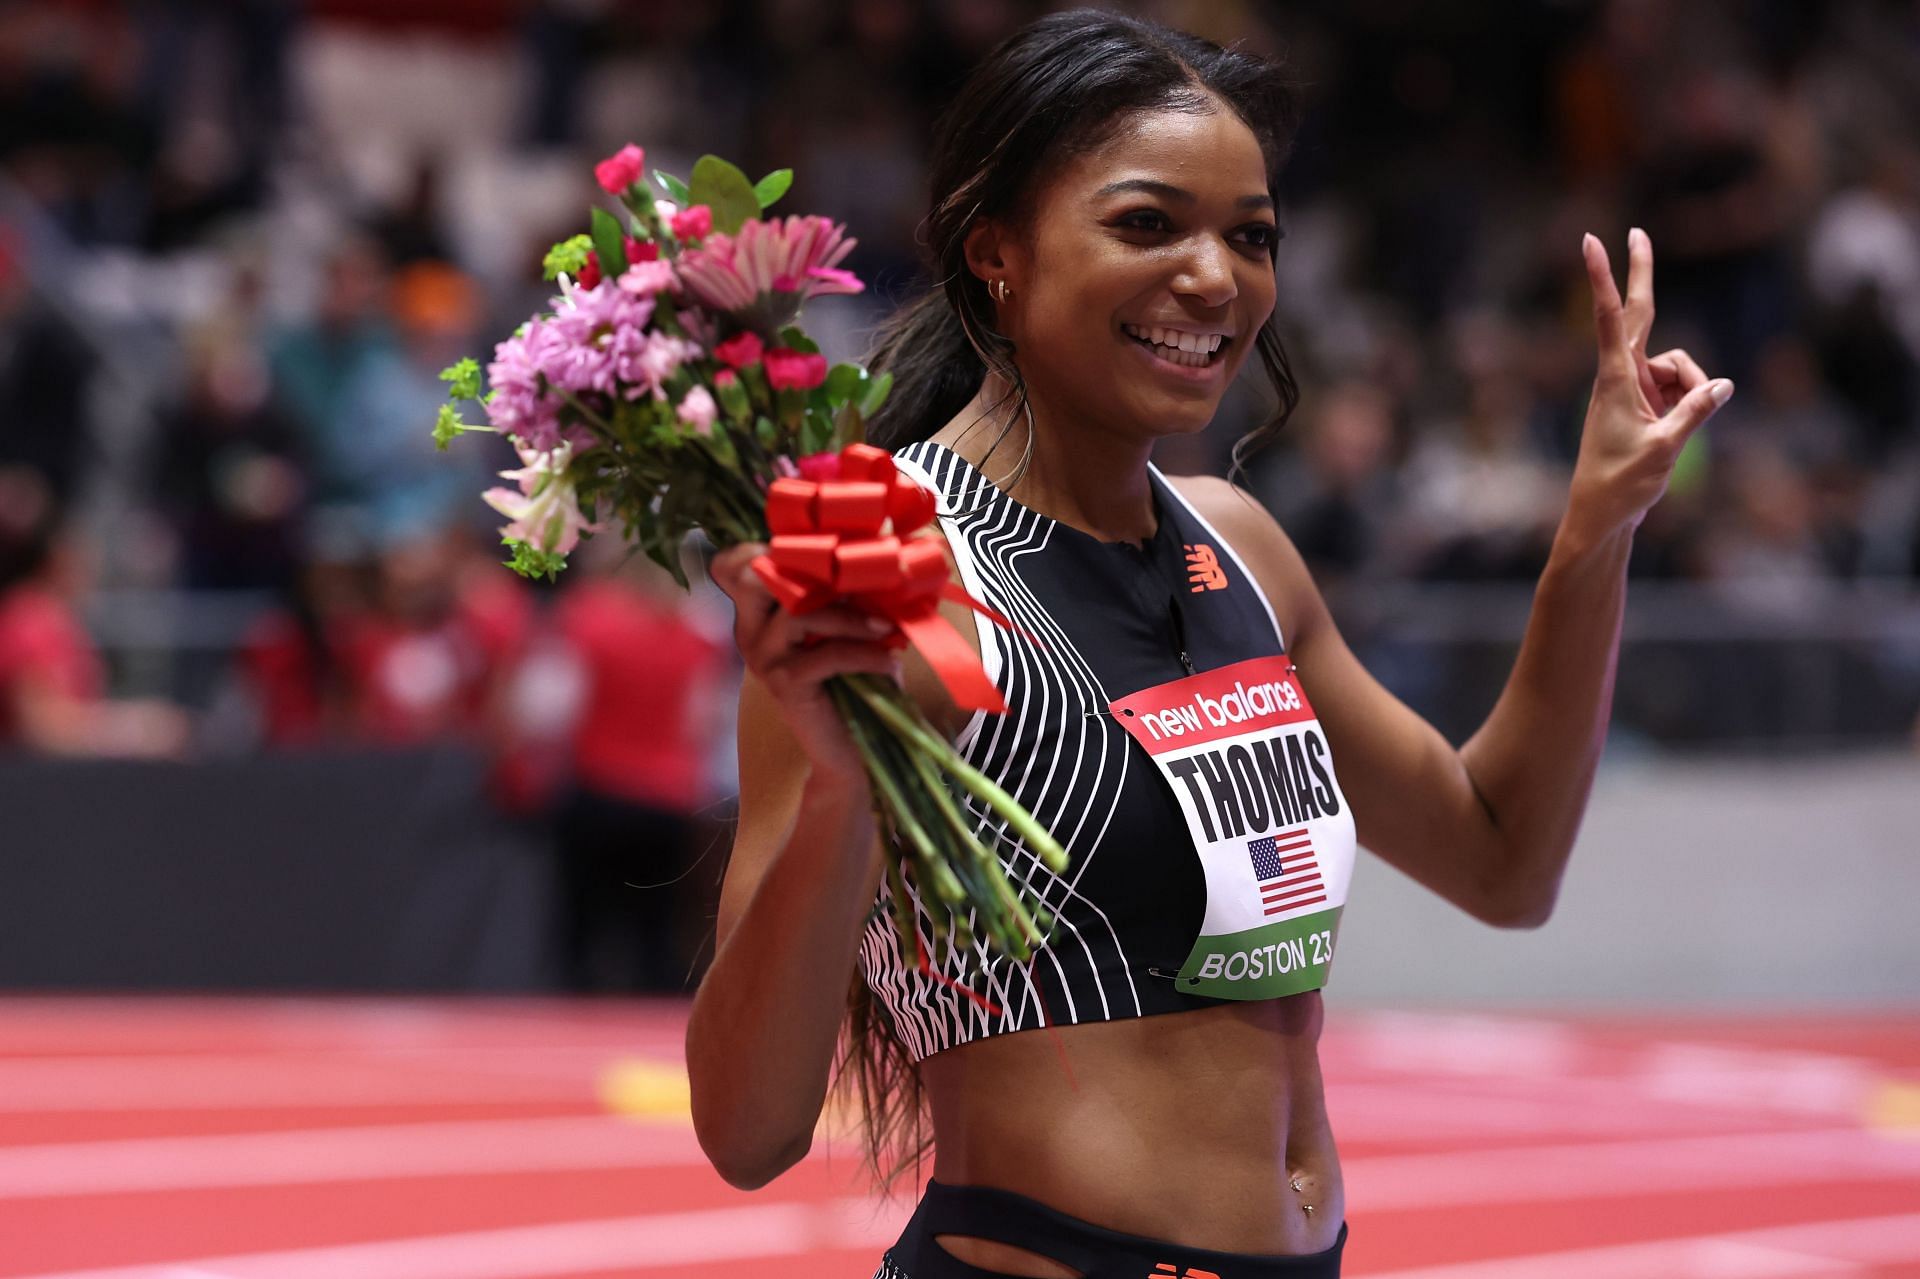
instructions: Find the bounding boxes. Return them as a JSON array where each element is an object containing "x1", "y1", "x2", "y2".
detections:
[
  {"x1": 858, "y1": 369, "x2": 894, "y2": 417},
  {"x1": 432, "y1": 403, "x2": 464, "y2": 451},
  {"x1": 654, "y1": 170, "x2": 691, "y2": 205},
  {"x1": 590, "y1": 206, "x2": 628, "y2": 278},
  {"x1": 687, "y1": 155, "x2": 761, "y2": 237},
  {"x1": 754, "y1": 416, "x2": 779, "y2": 450},
  {"x1": 776, "y1": 326, "x2": 819, "y2": 355},
  {"x1": 541, "y1": 234, "x2": 593, "y2": 281},
  {"x1": 753, "y1": 168, "x2": 793, "y2": 211},
  {"x1": 834, "y1": 402, "x2": 866, "y2": 450},
  {"x1": 824, "y1": 362, "x2": 864, "y2": 408},
  {"x1": 502, "y1": 538, "x2": 569, "y2": 583},
  {"x1": 438, "y1": 357, "x2": 482, "y2": 401},
  {"x1": 799, "y1": 410, "x2": 834, "y2": 456}
]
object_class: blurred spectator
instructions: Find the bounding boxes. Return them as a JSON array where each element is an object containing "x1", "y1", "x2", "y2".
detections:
[
  {"x1": 542, "y1": 536, "x2": 728, "y2": 994},
  {"x1": 151, "y1": 329, "x2": 307, "y2": 592},
  {"x1": 1250, "y1": 379, "x2": 1402, "y2": 587},
  {"x1": 0, "y1": 467, "x2": 189, "y2": 758},
  {"x1": 0, "y1": 227, "x2": 97, "y2": 507}
]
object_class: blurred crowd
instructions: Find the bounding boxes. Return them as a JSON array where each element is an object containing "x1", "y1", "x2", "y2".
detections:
[{"x1": 3, "y1": 0, "x2": 1920, "y2": 986}]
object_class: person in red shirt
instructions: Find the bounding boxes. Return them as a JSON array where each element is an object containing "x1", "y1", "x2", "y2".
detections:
[
  {"x1": 546, "y1": 534, "x2": 728, "y2": 994},
  {"x1": 0, "y1": 467, "x2": 190, "y2": 758}
]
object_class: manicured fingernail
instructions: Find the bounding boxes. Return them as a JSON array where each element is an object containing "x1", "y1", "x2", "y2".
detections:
[
  {"x1": 1582, "y1": 232, "x2": 1595, "y2": 251},
  {"x1": 1709, "y1": 379, "x2": 1734, "y2": 406},
  {"x1": 1630, "y1": 226, "x2": 1645, "y2": 246}
]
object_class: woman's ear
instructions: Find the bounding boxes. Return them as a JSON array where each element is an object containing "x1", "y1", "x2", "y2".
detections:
[{"x1": 962, "y1": 217, "x2": 1017, "y2": 290}]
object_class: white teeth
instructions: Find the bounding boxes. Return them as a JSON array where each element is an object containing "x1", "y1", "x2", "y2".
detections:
[{"x1": 1124, "y1": 323, "x2": 1226, "y2": 355}]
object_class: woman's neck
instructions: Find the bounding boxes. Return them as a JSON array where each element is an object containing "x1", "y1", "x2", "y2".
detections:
[{"x1": 933, "y1": 372, "x2": 1158, "y2": 544}]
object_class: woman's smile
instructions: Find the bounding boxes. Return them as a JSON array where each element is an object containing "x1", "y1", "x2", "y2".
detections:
[{"x1": 1120, "y1": 321, "x2": 1233, "y2": 379}]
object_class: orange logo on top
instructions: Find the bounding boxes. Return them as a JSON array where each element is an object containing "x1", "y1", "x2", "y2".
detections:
[
  {"x1": 1184, "y1": 543, "x2": 1228, "y2": 592},
  {"x1": 1150, "y1": 1265, "x2": 1222, "y2": 1279}
]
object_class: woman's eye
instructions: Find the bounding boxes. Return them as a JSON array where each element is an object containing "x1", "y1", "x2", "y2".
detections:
[
  {"x1": 1239, "y1": 224, "x2": 1282, "y2": 249},
  {"x1": 1119, "y1": 210, "x2": 1172, "y2": 233}
]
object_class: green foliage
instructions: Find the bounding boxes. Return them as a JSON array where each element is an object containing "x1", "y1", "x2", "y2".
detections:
[
  {"x1": 503, "y1": 538, "x2": 569, "y2": 583},
  {"x1": 653, "y1": 170, "x2": 691, "y2": 205},
  {"x1": 688, "y1": 155, "x2": 760, "y2": 236},
  {"x1": 753, "y1": 168, "x2": 793, "y2": 211},
  {"x1": 589, "y1": 207, "x2": 628, "y2": 278},
  {"x1": 799, "y1": 409, "x2": 835, "y2": 456},
  {"x1": 823, "y1": 362, "x2": 864, "y2": 408},
  {"x1": 542, "y1": 234, "x2": 593, "y2": 281},
  {"x1": 432, "y1": 404, "x2": 465, "y2": 452},
  {"x1": 776, "y1": 326, "x2": 819, "y2": 354},
  {"x1": 438, "y1": 357, "x2": 483, "y2": 401},
  {"x1": 859, "y1": 369, "x2": 894, "y2": 417}
]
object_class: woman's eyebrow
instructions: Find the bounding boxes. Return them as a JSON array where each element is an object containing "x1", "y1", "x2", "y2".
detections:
[{"x1": 1094, "y1": 177, "x2": 1273, "y2": 210}]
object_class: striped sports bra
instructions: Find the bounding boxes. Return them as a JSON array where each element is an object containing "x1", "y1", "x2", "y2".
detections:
[{"x1": 858, "y1": 439, "x2": 1357, "y2": 1063}]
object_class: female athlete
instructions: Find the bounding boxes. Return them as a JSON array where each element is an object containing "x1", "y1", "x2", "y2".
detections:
[{"x1": 687, "y1": 11, "x2": 1732, "y2": 1278}]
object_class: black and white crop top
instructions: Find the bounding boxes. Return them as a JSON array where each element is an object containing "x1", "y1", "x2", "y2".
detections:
[{"x1": 857, "y1": 439, "x2": 1357, "y2": 1063}]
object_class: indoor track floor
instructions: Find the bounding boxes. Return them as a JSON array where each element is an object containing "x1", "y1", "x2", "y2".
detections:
[{"x1": 0, "y1": 997, "x2": 1915, "y2": 1277}]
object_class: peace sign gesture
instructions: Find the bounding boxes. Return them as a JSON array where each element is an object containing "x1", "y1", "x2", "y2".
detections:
[{"x1": 1568, "y1": 228, "x2": 1734, "y2": 540}]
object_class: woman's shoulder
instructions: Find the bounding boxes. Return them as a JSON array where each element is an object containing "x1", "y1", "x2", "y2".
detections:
[{"x1": 1162, "y1": 471, "x2": 1315, "y2": 641}]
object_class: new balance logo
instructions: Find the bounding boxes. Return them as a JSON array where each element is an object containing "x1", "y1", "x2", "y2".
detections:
[
  {"x1": 1184, "y1": 543, "x2": 1227, "y2": 592},
  {"x1": 1150, "y1": 1265, "x2": 1222, "y2": 1279}
]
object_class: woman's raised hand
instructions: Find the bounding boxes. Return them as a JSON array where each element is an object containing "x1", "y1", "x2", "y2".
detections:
[
  {"x1": 1570, "y1": 228, "x2": 1734, "y2": 539},
  {"x1": 708, "y1": 543, "x2": 903, "y2": 785}
]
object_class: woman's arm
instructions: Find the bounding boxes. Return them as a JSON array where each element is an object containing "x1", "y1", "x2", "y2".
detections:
[
  {"x1": 1182, "y1": 229, "x2": 1733, "y2": 928},
  {"x1": 684, "y1": 670, "x2": 887, "y2": 1189},
  {"x1": 685, "y1": 538, "x2": 974, "y2": 1189}
]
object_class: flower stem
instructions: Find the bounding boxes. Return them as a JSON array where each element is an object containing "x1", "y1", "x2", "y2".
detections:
[{"x1": 843, "y1": 676, "x2": 1068, "y2": 873}]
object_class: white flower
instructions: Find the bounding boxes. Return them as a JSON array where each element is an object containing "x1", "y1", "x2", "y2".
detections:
[{"x1": 482, "y1": 439, "x2": 598, "y2": 555}]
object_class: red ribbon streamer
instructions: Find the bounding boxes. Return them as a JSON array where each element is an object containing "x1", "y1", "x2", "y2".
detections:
[{"x1": 750, "y1": 442, "x2": 1010, "y2": 715}]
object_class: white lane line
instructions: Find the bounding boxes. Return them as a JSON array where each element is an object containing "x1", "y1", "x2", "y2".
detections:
[
  {"x1": 9, "y1": 1197, "x2": 913, "y2": 1279},
  {"x1": 0, "y1": 1115, "x2": 712, "y2": 1198},
  {"x1": 1349, "y1": 1127, "x2": 1920, "y2": 1208},
  {"x1": 0, "y1": 1056, "x2": 595, "y2": 1111},
  {"x1": 1, "y1": 1117, "x2": 1912, "y2": 1207},
  {"x1": 1365, "y1": 1211, "x2": 1920, "y2": 1278}
]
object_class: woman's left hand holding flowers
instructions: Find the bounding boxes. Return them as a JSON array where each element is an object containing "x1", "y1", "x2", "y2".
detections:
[{"x1": 1567, "y1": 228, "x2": 1734, "y2": 543}]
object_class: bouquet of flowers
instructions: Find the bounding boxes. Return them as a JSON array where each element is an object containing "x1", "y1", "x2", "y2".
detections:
[{"x1": 433, "y1": 143, "x2": 1064, "y2": 965}]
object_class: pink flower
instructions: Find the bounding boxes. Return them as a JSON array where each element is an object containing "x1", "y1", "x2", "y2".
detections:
[
  {"x1": 483, "y1": 439, "x2": 599, "y2": 555},
  {"x1": 616, "y1": 259, "x2": 679, "y2": 298},
  {"x1": 594, "y1": 144, "x2": 646, "y2": 195},
  {"x1": 713, "y1": 368, "x2": 738, "y2": 387},
  {"x1": 713, "y1": 331, "x2": 764, "y2": 370},
  {"x1": 677, "y1": 215, "x2": 863, "y2": 320},
  {"x1": 677, "y1": 385, "x2": 717, "y2": 435},
  {"x1": 671, "y1": 205, "x2": 713, "y2": 241},
  {"x1": 621, "y1": 332, "x2": 704, "y2": 401},
  {"x1": 626, "y1": 236, "x2": 658, "y2": 262},
  {"x1": 763, "y1": 347, "x2": 828, "y2": 391}
]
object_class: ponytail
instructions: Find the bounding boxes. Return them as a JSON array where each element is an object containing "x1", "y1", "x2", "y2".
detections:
[{"x1": 863, "y1": 290, "x2": 985, "y2": 451}]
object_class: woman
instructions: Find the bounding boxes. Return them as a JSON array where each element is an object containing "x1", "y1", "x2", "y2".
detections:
[{"x1": 687, "y1": 11, "x2": 1732, "y2": 1278}]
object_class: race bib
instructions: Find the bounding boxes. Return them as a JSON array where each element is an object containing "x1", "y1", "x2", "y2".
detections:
[{"x1": 1109, "y1": 655, "x2": 1355, "y2": 999}]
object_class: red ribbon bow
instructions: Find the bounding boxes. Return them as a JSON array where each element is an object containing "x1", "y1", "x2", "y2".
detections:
[{"x1": 750, "y1": 442, "x2": 1009, "y2": 714}]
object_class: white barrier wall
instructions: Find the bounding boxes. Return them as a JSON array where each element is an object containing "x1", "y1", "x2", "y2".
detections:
[{"x1": 1332, "y1": 752, "x2": 1920, "y2": 1005}]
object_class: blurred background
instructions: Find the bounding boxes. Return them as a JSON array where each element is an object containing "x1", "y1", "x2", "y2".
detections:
[{"x1": 0, "y1": 1, "x2": 1916, "y2": 1275}]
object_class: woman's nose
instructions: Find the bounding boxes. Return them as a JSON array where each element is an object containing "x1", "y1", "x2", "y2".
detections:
[{"x1": 1174, "y1": 237, "x2": 1239, "y2": 307}]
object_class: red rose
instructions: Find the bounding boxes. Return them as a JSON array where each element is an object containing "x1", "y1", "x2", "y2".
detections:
[
  {"x1": 576, "y1": 252, "x2": 602, "y2": 289},
  {"x1": 763, "y1": 347, "x2": 828, "y2": 391},
  {"x1": 593, "y1": 144, "x2": 646, "y2": 195},
  {"x1": 671, "y1": 204, "x2": 713, "y2": 241},
  {"x1": 713, "y1": 331, "x2": 765, "y2": 370}
]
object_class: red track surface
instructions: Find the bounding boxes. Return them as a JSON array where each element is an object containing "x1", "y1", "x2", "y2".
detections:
[{"x1": 0, "y1": 998, "x2": 1916, "y2": 1277}]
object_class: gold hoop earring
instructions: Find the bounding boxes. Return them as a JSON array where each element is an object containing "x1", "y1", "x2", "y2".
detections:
[{"x1": 991, "y1": 278, "x2": 1011, "y2": 303}]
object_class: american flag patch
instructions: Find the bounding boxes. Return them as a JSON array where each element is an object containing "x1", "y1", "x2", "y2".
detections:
[{"x1": 1247, "y1": 829, "x2": 1326, "y2": 916}]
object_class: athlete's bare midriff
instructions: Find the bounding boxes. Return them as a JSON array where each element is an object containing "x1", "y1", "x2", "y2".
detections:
[{"x1": 919, "y1": 990, "x2": 1343, "y2": 1276}]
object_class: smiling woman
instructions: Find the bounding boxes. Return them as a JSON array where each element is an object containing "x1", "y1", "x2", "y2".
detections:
[{"x1": 686, "y1": 6, "x2": 1735, "y2": 1279}]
